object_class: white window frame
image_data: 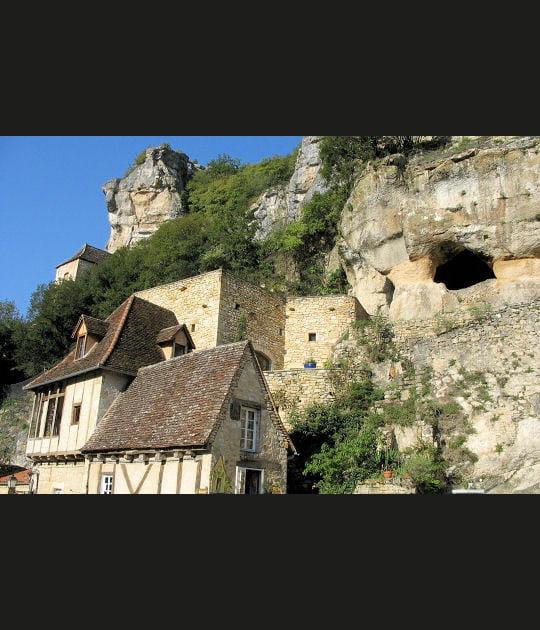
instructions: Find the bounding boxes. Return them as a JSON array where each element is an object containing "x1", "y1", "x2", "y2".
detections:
[
  {"x1": 235, "y1": 467, "x2": 265, "y2": 494},
  {"x1": 75, "y1": 334, "x2": 87, "y2": 359},
  {"x1": 100, "y1": 474, "x2": 114, "y2": 495},
  {"x1": 240, "y1": 406, "x2": 260, "y2": 452}
]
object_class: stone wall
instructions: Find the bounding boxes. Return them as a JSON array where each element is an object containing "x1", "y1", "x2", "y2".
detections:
[
  {"x1": 354, "y1": 479, "x2": 416, "y2": 494},
  {"x1": 264, "y1": 368, "x2": 338, "y2": 430},
  {"x1": 218, "y1": 271, "x2": 286, "y2": 370},
  {"x1": 135, "y1": 270, "x2": 223, "y2": 352},
  {"x1": 211, "y1": 358, "x2": 288, "y2": 492},
  {"x1": 283, "y1": 295, "x2": 366, "y2": 369}
]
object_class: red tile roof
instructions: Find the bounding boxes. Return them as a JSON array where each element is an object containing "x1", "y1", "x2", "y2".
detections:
[
  {"x1": 81, "y1": 341, "x2": 293, "y2": 453},
  {"x1": 0, "y1": 469, "x2": 31, "y2": 484},
  {"x1": 24, "y1": 296, "x2": 179, "y2": 390}
]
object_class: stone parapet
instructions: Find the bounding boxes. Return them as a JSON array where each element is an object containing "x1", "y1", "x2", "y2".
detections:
[{"x1": 354, "y1": 479, "x2": 416, "y2": 494}]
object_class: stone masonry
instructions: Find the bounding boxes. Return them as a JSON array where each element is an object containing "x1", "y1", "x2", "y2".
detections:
[{"x1": 284, "y1": 295, "x2": 367, "y2": 369}]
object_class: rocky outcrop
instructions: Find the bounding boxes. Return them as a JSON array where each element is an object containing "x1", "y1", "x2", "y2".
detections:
[
  {"x1": 337, "y1": 136, "x2": 540, "y2": 319},
  {"x1": 103, "y1": 144, "x2": 201, "y2": 252},
  {"x1": 389, "y1": 300, "x2": 540, "y2": 494},
  {"x1": 251, "y1": 136, "x2": 329, "y2": 239}
]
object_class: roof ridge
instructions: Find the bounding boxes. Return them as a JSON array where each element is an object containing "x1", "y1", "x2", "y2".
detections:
[
  {"x1": 136, "y1": 339, "x2": 249, "y2": 373},
  {"x1": 100, "y1": 295, "x2": 135, "y2": 366}
]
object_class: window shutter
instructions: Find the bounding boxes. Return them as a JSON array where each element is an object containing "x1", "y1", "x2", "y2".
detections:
[{"x1": 230, "y1": 400, "x2": 241, "y2": 421}]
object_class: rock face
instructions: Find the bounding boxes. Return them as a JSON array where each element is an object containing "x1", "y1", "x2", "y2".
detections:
[
  {"x1": 388, "y1": 300, "x2": 540, "y2": 494},
  {"x1": 103, "y1": 144, "x2": 201, "y2": 252},
  {"x1": 337, "y1": 136, "x2": 540, "y2": 319},
  {"x1": 251, "y1": 136, "x2": 329, "y2": 239}
]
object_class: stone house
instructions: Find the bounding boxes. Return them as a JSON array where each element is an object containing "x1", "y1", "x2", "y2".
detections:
[
  {"x1": 24, "y1": 268, "x2": 367, "y2": 493},
  {"x1": 55, "y1": 243, "x2": 111, "y2": 282},
  {"x1": 81, "y1": 341, "x2": 293, "y2": 494}
]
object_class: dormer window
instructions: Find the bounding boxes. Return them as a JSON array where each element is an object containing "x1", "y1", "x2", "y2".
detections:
[
  {"x1": 75, "y1": 334, "x2": 87, "y2": 359},
  {"x1": 71, "y1": 314, "x2": 107, "y2": 361},
  {"x1": 173, "y1": 343, "x2": 186, "y2": 357},
  {"x1": 156, "y1": 324, "x2": 196, "y2": 360}
]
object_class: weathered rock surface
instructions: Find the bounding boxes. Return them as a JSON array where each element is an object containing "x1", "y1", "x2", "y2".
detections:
[
  {"x1": 337, "y1": 136, "x2": 540, "y2": 319},
  {"x1": 103, "y1": 144, "x2": 201, "y2": 252},
  {"x1": 390, "y1": 300, "x2": 540, "y2": 494},
  {"x1": 251, "y1": 136, "x2": 329, "y2": 239}
]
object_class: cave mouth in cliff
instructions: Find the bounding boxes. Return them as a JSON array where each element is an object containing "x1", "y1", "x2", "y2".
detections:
[{"x1": 434, "y1": 249, "x2": 495, "y2": 290}]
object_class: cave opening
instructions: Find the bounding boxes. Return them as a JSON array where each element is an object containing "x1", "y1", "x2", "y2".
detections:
[{"x1": 434, "y1": 249, "x2": 495, "y2": 290}]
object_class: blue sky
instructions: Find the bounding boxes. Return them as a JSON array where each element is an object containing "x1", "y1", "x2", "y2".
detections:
[{"x1": 0, "y1": 136, "x2": 303, "y2": 317}]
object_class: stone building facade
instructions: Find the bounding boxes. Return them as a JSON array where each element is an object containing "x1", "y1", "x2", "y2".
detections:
[
  {"x1": 55, "y1": 244, "x2": 111, "y2": 282},
  {"x1": 24, "y1": 269, "x2": 364, "y2": 494}
]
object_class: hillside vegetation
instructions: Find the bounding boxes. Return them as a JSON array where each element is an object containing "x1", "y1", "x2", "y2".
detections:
[
  {"x1": 1, "y1": 136, "x2": 474, "y2": 494},
  {"x1": 1, "y1": 136, "x2": 451, "y2": 387}
]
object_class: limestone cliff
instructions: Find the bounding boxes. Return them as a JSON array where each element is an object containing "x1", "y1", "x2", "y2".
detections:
[
  {"x1": 103, "y1": 143, "x2": 201, "y2": 252},
  {"x1": 336, "y1": 136, "x2": 540, "y2": 319},
  {"x1": 251, "y1": 136, "x2": 328, "y2": 239}
]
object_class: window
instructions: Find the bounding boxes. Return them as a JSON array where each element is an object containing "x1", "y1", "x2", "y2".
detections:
[
  {"x1": 191, "y1": 324, "x2": 196, "y2": 332},
  {"x1": 173, "y1": 343, "x2": 186, "y2": 357},
  {"x1": 71, "y1": 403, "x2": 82, "y2": 425},
  {"x1": 240, "y1": 406, "x2": 259, "y2": 452},
  {"x1": 308, "y1": 332, "x2": 317, "y2": 342},
  {"x1": 30, "y1": 392, "x2": 45, "y2": 438},
  {"x1": 100, "y1": 474, "x2": 114, "y2": 495},
  {"x1": 36, "y1": 383, "x2": 65, "y2": 437},
  {"x1": 75, "y1": 334, "x2": 87, "y2": 359}
]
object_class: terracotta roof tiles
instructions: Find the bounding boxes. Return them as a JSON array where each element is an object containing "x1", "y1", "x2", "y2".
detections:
[
  {"x1": 24, "y1": 296, "x2": 178, "y2": 390},
  {"x1": 82, "y1": 341, "x2": 262, "y2": 453}
]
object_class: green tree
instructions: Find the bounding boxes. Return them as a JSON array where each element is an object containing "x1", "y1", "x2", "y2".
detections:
[
  {"x1": 288, "y1": 379, "x2": 386, "y2": 493},
  {"x1": 0, "y1": 301, "x2": 25, "y2": 401}
]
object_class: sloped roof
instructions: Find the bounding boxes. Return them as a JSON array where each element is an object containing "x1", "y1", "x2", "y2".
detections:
[
  {"x1": 81, "y1": 341, "x2": 294, "y2": 454},
  {"x1": 24, "y1": 296, "x2": 178, "y2": 390},
  {"x1": 72, "y1": 314, "x2": 109, "y2": 339},
  {"x1": 0, "y1": 469, "x2": 31, "y2": 484},
  {"x1": 56, "y1": 244, "x2": 111, "y2": 268},
  {"x1": 156, "y1": 324, "x2": 195, "y2": 348}
]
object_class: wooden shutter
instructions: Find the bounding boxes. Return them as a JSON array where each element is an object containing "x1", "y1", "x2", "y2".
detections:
[{"x1": 230, "y1": 400, "x2": 241, "y2": 421}]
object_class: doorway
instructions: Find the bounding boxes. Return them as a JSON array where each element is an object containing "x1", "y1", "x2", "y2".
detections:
[{"x1": 244, "y1": 469, "x2": 262, "y2": 494}]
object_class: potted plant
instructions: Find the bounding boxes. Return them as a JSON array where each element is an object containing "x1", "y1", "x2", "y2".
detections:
[
  {"x1": 378, "y1": 448, "x2": 401, "y2": 480},
  {"x1": 304, "y1": 358, "x2": 317, "y2": 368}
]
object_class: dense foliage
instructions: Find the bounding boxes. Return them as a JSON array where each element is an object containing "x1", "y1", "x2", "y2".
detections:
[
  {"x1": 288, "y1": 379, "x2": 388, "y2": 493},
  {"x1": 0, "y1": 301, "x2": 25, "y2": 401},
  {"x1": 8, "y1": 138, "x2": 436, "y2": 383},
  {"x1": 8, "y1": 150, "x2": 300, "y2": 378}
]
